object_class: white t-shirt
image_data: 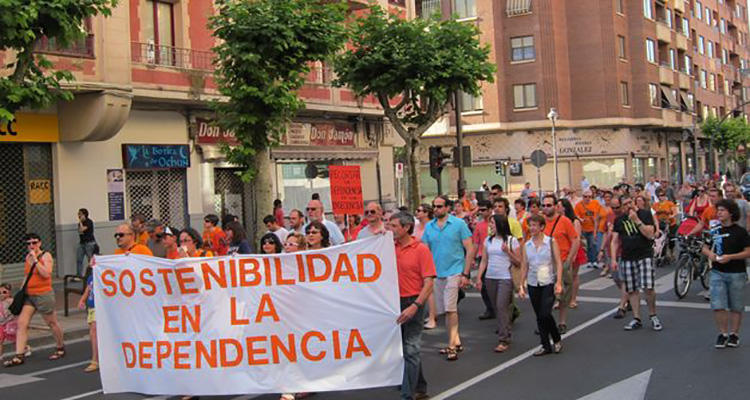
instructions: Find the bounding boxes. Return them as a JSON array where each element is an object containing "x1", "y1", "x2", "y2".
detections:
[
  {"x1": 270, "y1": 227, "x2": 289, "y2": 243},
  {"x1": 484, "y1": 236, "x2": 520, "y2": 280}
]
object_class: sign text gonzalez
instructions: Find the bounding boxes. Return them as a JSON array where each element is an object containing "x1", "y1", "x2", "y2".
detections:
[{"x1": 94, "y1": 235, "x2": 403, "y2": 395}]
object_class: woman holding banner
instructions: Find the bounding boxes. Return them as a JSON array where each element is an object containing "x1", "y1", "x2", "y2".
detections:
[
  {"x1": 305, "y1": 221, "x2": 330, "y2": 250},
  {"x1": 260, "y1": 233, "x2": 283, "y2": 254},
  {"x1": 178, "y1": 229, "x2": 213, "y2": 258}
]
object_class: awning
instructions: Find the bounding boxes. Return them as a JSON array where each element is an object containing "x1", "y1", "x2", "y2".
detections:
[
  {"x1": 506, "y1": 0, "x2": 532, "y2": 16},
  {"x1": 679, "y1": 91, "x2": 693, "y2": 112},
  {"x1": 271, "y1": 146, "x2": 379, "y2": 161},
  {"x1": 661, "y1": 86, "x2": 679, "y2": 109}
]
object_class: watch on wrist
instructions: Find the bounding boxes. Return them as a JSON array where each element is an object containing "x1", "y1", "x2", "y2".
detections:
[
  {"x1": 413, "y1": 301, "x2": 423, "y2": 307},
  {"x1": 462, "y1": 272, "x2": 471, "y2": 279}
]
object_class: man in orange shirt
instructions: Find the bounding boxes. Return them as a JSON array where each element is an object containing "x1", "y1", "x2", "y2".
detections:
[
  {"x1": 689, "y1": 188, "x2": 722, "y2": 236},
  {"x1": 202, "y1": 214, "x2": 228, "y2": 256},
  {"x1": 114, "y1": 224, "x2": 153, "y2": 256},
  {"x1": 574, "y1": 189, "x2": 602, "y2": 268}
]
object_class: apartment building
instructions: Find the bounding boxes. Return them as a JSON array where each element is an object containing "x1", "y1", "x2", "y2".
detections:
[
  {"x1": 419, "y1": 0, "x2": 750, "y2": 196},
  {"x1": 0, "y1": 0, "x2": 404, "y2": 281}
]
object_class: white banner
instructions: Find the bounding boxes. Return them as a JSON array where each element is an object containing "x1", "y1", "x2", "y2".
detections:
[{"x1": 94, "y1": 234, "x2": 403, "y2": 395}]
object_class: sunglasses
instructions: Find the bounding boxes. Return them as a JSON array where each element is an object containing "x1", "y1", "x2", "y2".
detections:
[
  {"x1": 155, "y1": 233, "x2": 165, "y2": 238},
  {"x1": 307, "y1": 230, "x2": 321, "y2": 235},
  {"x1": 583, "y1": 195, "x2": 591, "y2": 198},
  {"x1": 478, "y1": 208, "x2": 488, "y2": 212},
  {"x1": 284, "y1": 241, "x2": 299, "y2": 247},
  {"x1": 113, "y1": 233, "x2": 130, "y2": 239},
  {"x1": 365, "y1": 210, "x2": 378, "y2": 215},
  {"x1": 542, "y1": 204, "x2": 555, "y2": 208},
  {"x1": 612, "y1": 206, "x2": 621, "y2": 209},
  {"x1": 262, "y1": 240, "x2": 276, "y2": 245},
  {"x1": 26, "y1": 240, "x2": 40, "y2": 245},
  {"x1": 180, "y1": 238, "x2": 193, "y2": 243},
  {"x1": 416, "y1": 209, "x2": 424, "y2": 212},
  {"x1": 306, "y1": 207, "x2": 318, "y2": 211},
  {"x1": 433, "y1": 204, "x2": 445, "y2": 209}
]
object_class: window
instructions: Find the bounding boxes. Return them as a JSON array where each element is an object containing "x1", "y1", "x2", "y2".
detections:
[
  {"x1": 644, "y1": 0, "x2": 653, "y2": 19},
  {"x1": 682, "y1": 17, "x2": 689, "y2": 36},
  {"x1": 707, "y1": 41, "x2": 713, "y2": 58},
  {"x1": 620, "y1": 81, "x2": 629, "y2": 105},
  {"x1": 704, "y1": 7, "x2": 710, "y2": 24},
  {"x1": 709, "y1": 73, "x2": 716, "y2": 91},
  {"x1": 724, "y1": 80, "x2": 730, "y2": 95},
  {"x1": 126, "y1": 169, "x2": 188, "y2": 229},
  {"x1": 720, "y1": 18, "x2": 725, "y2": 34},
  {"x1": 646, "y1": 38, "x2": 656, "y2": 63},
  {"x1": 695, "y1": 1, "x2": 702, "y2": 20},
  {"x1": 722, "y1": 48, "x2": 728, "y2": 64},
  {"x1": 687, "y1": 93, "x2": 695, "y2": 111},
  {"x1": 698, "y1": 35, "x2": 704, "y2": 54},
  {"x1": 649, "y1": 83, "x2": 659, "y2": 107},
  {"x1": 511, "y1": 36, "x2": 535, "y2": 61},
  {"x1": 665, "y1": 9, "x2": 673, "y2": 28},
  {"x1": 141, "y1": 0, "x2": 176, "y2": 66},
  {"x1": 617, "y1": 35, "x2": 626, "y2": 59},
  {"x1": 684, "y1": 55, "x2": 692, "y2": 74},
  {"x1": 616, "y1": 0, "x2": 624, "y2": 14},
  {"x1": 669, "y1": 48, "x2": 677, "y2": 69},
  {"x1": 454, "y1": 0, "x2": 476, "y2": 19},
  {"x1": 461, "y1": 91, "x2": 483, "y2": 111},
  {"x1": 420, "y1": 0, "x2": 442, "y2": 19},
  {"x1": 506, "y1": 0, "x2": 532, "y2": 17},
  {"x1": 700, "y1": 69, "x2": 707, "y2": 88},
  {"x1": 513, "y1": 83, "x2": 537, "y2": 109}
]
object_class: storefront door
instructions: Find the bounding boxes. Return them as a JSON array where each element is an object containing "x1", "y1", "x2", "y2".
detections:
[{"x1": 126, "y1": 169, "x2": 188, "y2": 228}]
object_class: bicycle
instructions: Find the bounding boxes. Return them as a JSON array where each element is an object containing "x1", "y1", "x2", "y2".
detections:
[{"x1": 673, "y1": 235, "x2": 710, "y2": 299}]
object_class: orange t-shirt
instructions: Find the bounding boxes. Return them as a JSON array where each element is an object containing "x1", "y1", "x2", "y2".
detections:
[
  {"x1": 166, "y1": 248, "x2": 180, "y2": 260},
  {"x1": 136, "y1": 231, "x2": 149, "y2": 246},
  {"x1": 25, "y1": 253, "x2": 53, "y2": 295},
  {"x1": 544, "y1": 215, "x2": 579, "y2": 261},
  {"x1": 598, "y1": 206, "x2": 613, "y2": 233},
  {"x1": 653, "y1": 201, "x2": 677, "y2": 226},
  {"x1": 574, "y1": 200, "x2": 602, "y2": 233},
  {"x1": 114, "y1": 244, "x2": 154, "y2": 256},
  {"x1": 700, "y1": 205, "x2": 717, "y2": 227},
  {"x1": 203, "y1": 227, "x2": 228, "y2": 256}
]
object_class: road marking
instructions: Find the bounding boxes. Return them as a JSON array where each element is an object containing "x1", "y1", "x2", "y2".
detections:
[
  {"x1": 576, "y1": 295, "x2": 750, "y2": 311},
  {"x1": 577, "y1": 369, "x2": 652, "y2": 400},
  {"x1": 0, "y1": 373, "x2": 44, "y2": 389},
  {"x1": 653, "y1": 273, "x2": 674, "y2": 294},
  {"x1": 58, "y1": 389, "x2": 103, "y2": 400},
  {"x1": 26, "y1": 360, "x2": 91, "y2": 377},
  {"x1": 579, "y1": 277, "x2": 614, "y2": 291},
  {"x1": 32, "y1": 336, "x2": 90, "y2": 352},
  {"x1": 430, "y1": 307, "x2": 617, "y2": 400}
]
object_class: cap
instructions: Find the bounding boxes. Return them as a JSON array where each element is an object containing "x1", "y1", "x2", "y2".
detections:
[{"x1": 164, "y1": 226, "x2": 177, "y2": 236}]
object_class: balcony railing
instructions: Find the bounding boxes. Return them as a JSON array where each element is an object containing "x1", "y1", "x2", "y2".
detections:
[
  {"x1": 35, "y1": 34, "x2": 95, "y2": 58},
  {"x1": 131, "y1": 42, "x2": 214, "y2": 71}
]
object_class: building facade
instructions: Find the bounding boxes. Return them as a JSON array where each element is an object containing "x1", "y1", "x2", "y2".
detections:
[
  {"x1": 1, "y1": 0, "x2": 405, "y2": 281},
  {"x1": 419, "y1": 0, "x2": 750, "y2": 196}
]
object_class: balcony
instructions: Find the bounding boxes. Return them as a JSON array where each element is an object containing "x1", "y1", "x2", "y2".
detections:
[
  {"x1": 131, "y1": 42, "x2": 214, "y2": 71},
  {"x1": 656, "y1": 23, "x2": 672, "y2": 43},
  {"x1": 675, "y1": 34, "x2": 687, "y2": 51},
  {"x1": 35, "y1": 34, "x2": 95, "y2": 58},
  {"x1": 659, "y1": 65, "x2": 674, "y2": 85},
  {"x1": 673, "y1": 0, "x2": 685, "y2": 13},
  {"x1": 506, "y1": 0, "x2": 532, "y2": 17},
  {"x1": 678, "y1": 72, "x2": 691, "y2": 90}
]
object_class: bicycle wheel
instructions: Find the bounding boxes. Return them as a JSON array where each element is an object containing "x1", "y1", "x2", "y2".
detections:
[
  {"x1": 673, "y1": 255, "x2": 692, "y2": 299},
  {"x1": 700, "y1": 264, "x2": 711, "y2": 290}
]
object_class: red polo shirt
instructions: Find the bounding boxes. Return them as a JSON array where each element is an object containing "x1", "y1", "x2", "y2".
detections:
[
  {"x1": 395, "y1": 237, "x2": 437, "y2": 297},
  {"x1": 472, "y1": 220, "x2": 490, "y2": 255}
]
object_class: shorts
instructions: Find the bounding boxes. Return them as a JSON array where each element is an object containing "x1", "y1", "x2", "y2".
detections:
[
  {"x1": 25, "y1": 291, "x2": 56, "y2": 315},
  {"x1": 557, "y1": 261, "x2": 574, "y2": 306},
  {"x1": 620, "y1": 258, "x2": 655, "y2": 293},
  {"x1": 87, "y1": 308, "x2": 96, "y2": 324},
  {"x1": 434, "y1": 274, "x2": 462, "y2": 314},
  {"x1": 709, "y1": 270, "x2": 747, "y2": 312}
]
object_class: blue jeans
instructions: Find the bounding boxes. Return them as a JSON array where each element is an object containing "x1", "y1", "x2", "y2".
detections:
[
  {"x1": 76, "y1": 241, "x2": 97, "y2": 277},
  {"x1": 400, "y1": 296, "x2": 426, "y2": 400},
  {"x1": 583, "y1": 231, "x2": 602, "y2": 265},
  {"x1": 710, "y1": 270, "x2": 747, "y2": 312}
]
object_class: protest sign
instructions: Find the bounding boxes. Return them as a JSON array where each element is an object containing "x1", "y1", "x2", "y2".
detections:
[
  {"x1": 94, "y1": 234, "x2": 403, "y2": 395},
  {"x1": 328, "y1": 165, "x2": 364, "y2": 215}
]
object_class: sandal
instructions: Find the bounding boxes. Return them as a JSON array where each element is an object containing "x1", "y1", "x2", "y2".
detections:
[
  {"x1": 280, "y1": 395, "x2": 296, "y2": 400},
  {"x1": 445, "y1": 347, "x2": 458, "y2": 361},
  {"x1": 494, "y1": 343, "x2": 509, "y2": 353},
  {"x1": 558, "y1": 324, "x2": 567, "y2": 334},
  {"x1": 569, "y1": 302, "x2": 578, "y2": 309},
  {"x1": 84, "y1": 361, "x2": 99, "y2": 373},
  {"x1": 48, "y1": 347, "x2": 65, "y2": 361},
  {"x1": 439, "y1": 344, "x2": 463, "y2": 354},
  {"x1": 3, "y1": 354, "x2": 25, "y2": 367},
  {"x1": 24, "y1": 345, "x2": 32, "y2": 357}
]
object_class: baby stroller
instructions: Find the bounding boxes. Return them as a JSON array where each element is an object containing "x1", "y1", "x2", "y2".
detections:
[{"x1": 653, "y1": 227, "x2": 670, "y2": 268}]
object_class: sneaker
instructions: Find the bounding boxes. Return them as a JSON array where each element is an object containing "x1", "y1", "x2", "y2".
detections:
[
  {"x1": 727, "y1": 333, "x2": 740, "y2": 348},
  {"x1": 624, "y1": 318, "x2": 643, "y2": 331},
  {"x1": 716, "y1": 334, "x2": 729, "y2": 349},
  {"x1": 613, "y1": 308, "x2": 626, "y2": 319},
  {"x1": 650, "y1": 315, "x2": 663, "y2": 331}
]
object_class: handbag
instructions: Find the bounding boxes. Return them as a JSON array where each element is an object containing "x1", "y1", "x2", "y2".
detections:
[{"x1": 9, "y1": 258, "x2": 39, "y2": 316}]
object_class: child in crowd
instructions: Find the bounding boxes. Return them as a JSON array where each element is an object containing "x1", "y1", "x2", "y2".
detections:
[
  {"x1": 1, "y1": 283, "x2": 19, "y2": 360},
  {"x1": 78, "y1": 255, "x2": 99, "y2": 372}
]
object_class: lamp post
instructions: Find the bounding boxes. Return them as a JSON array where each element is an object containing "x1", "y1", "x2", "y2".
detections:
[{"x1": 547, "y1": 107, "x2": 559, "y2": 194}]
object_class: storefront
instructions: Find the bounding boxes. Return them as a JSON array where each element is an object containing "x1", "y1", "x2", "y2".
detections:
[{"x1": 0, "y1": 113, "x2": 58, "y2": 283}]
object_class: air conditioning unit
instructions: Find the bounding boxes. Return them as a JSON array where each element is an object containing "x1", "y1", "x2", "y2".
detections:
[{"x1": 146, "y1": 39, "x2": 156, "y2": 64}]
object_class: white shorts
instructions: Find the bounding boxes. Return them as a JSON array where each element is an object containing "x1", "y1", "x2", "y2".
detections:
[{"x1": 434, "y1": 274, "x2": 462, "y2": 314}]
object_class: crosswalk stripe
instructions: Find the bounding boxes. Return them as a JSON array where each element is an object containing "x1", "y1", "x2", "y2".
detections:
[
  {"x1": 579, "y1": 277, "x2": 614, "y2": 291},
  {"x1": 58, "y1": 389, "x2": 103, "y2": 400},
  {"x1": 653, "y1": 272, "x2": 674, "y2": 294},
  {"x1": 0, "y1": 373, "x2": 44, "y2": 389}
]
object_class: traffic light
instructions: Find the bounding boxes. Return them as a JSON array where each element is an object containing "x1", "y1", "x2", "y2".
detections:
[
  {"x1": 429, "y1": 146, "x2": 446, "y2": 179},
  {"x1": 495, "y1": 160, "x2": 505, "y2": 176}
]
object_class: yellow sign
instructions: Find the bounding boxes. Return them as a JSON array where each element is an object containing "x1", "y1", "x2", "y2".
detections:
[
  {"x1": 28, "y1": 179, "x2": 52, "y2": 204},
  {"x1": 0, "y1": 112, "x2": 59, "y2": 143}
]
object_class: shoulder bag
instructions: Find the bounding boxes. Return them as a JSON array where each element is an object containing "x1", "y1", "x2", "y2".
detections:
[{"x1": 9, "y1": 254, "x2": 45, "y2": 315}]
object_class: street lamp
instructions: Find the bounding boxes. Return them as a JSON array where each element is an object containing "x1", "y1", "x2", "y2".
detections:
[{"x1": 547, "y1": 107, "x2": 559, "y2": 194}]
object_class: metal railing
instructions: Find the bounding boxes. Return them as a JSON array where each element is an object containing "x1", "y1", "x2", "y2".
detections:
[
  {"x1": 131, "y1": 42, "x2": 214, "y2": 71},
  {"x1": 35, "y1": 34, "x2": 95, "y2": 58}
]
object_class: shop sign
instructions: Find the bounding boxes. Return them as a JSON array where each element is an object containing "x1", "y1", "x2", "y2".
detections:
[
  {"x1": 122, "y1": 144, "x2": 190, "y2": 169},
  {"x1": 28, "y1": 179, "x2": 51, "y2": 204},
  {"x1": 107, "y1": 169, "x2": 125, "y2": 221},
  {"x1": 0, "y1": 113, "x2": 59, "y2": 143},
  {"x1": 194, "y1": 118, "x2": 238, "y2": 145},
  {"x1": 283, "y1": 122, "x2": 356, "y2": 146},
  {"x1": 329, "y1": 165, "x2": 364, "y2": 215},
  {"x1": 557, "y1": 135, "x2": 593, "y2": 155}
]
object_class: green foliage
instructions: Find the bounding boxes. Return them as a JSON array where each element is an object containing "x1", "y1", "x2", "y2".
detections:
[
  {"x1": 334, "y1": 6, "x2": 495, "y2": 134},
  {"x1": 701, "y1": 116, "x2": 750, "y2": 156},
  {"x1": 210, "y1": 0, "x2": 348, "y2": 181},
  {"x1": 0, "y1": 0, "x2": 117, "y2": 122}
]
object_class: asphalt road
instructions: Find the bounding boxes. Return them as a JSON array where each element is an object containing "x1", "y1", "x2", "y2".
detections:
[{"x1": 2, "y1": 264, "x2": 748, "y2": 400}]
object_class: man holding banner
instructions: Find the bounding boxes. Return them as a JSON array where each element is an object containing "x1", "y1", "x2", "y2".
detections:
[{"x1": 390, "y1": 212, "x2": 436, "y2": 400}]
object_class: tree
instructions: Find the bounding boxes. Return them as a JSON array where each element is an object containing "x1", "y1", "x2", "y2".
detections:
[
  {"x1": 0, "y1": 0, "x2": 117, "y2": 122},
  {"x1": 701, "y1": 115, "x2": 750, "y2": 175},
  {"x1": 209, "y1": 0, "x2": 347, "y2": 240},
  {"x1": 334, "y1": 6, "x2": 495, "y2": 208}
]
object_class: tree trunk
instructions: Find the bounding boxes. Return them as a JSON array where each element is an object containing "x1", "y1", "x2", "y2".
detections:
[
  {"x1": 250, "y1": 148, "x2": 275, "y2": 246},
  {"x1": 405, "y1": 135, "x2": 421, "y2": 210}
]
